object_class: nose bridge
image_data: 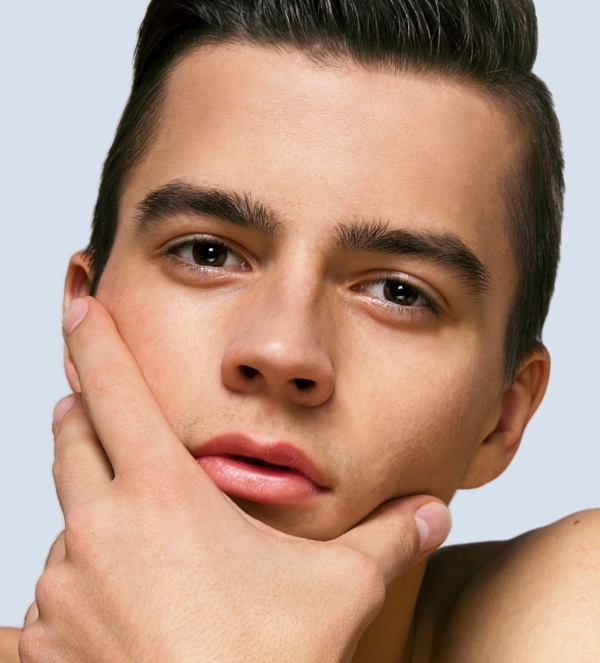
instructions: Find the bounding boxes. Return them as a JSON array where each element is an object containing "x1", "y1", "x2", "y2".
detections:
[
  {"x1": 244, "y1": 266, "x2": 330, "y2": 370},
  {"x1": 221, "y1": 264, "x2": 336, "y2": 405},
  {"x1": 258, "y1": 268, "x2": 324, "y2": 344}
]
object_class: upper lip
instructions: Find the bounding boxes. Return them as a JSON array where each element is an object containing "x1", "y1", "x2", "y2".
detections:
[{"x1": 193, "y1": 433, "x2": 328, "y2": 488}]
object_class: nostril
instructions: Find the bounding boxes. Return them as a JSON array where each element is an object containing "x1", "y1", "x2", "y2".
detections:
[
  {"x1": 240, "y1": 365, "x2": 259, "y2": 380},
  {"x1": 294, "y1": 378, "x2": 315, "y2": 391}
]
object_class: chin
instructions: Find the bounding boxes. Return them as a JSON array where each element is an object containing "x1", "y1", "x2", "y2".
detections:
[{"x1": 232, "y1": 496, "x2": 351, "y2": 541}]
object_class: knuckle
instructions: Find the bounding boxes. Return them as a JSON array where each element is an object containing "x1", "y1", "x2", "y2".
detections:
[
  {"x1": 322, "y1": 548, "x2": 386, "y2": 620},
  {"x1": 52, "y1": 420, "x2": 69, "y2": 444},
  {"x1": 82, "y1": 362, "x2": 129, "y2": 402},
  {"x1": 342, "y1": 549, "x2": 386, "y2": 604},
  {"x1": 34, "y1": 567, "x2": 66, "y2": 614},
  {"x1": 52, "y1": 418, "x2": 86, "y2": 476},
  {"x1": 332, "y1": 545, "x2": 374, "y2": 586},
  {"x1": 52, "y1": 416, "x2": 76, "y2": 462},
  {"x1": 51, "y1": 456, "x2": 62, "y2": 484},
  {"x1": 384, "y1": 518, "x2": 419, "y2": 562},
  {"x1": 23, "y1": 600, "x2": 40, "y2": 629},
  {"x1": 349, "y1": 553, "x2": 387, "y2": 611},
  {"x1": 19, "y1": 622, "x2": 50, "y2": 663},
  {"x1": 45, "y1": 533, "x2": 66, "y2": 569},
  {"x1": 364, "y1": 567, "x2": 387, "y2": 609},
  {"x1": 65, "y1": 500, "x2": 112, "y2": 547},
  {"x1": 351, "y1": 549, "x2": 381, "y2": 585},
  {"x1": 52, "y1": 443, "x2": 88, "y2": 487}
]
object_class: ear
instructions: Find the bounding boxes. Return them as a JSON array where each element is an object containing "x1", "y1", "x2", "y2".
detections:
[
  {"x1": 63, "y1": 251, "x2": 93, "y2": 393},
  {"x1": 460, "y1": 346, "x2": 551, "y2": 489}
]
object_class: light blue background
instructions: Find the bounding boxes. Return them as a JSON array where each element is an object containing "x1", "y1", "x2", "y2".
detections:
[{"x1": 1, "y1": 0, "x2": 598, "y2": 626}]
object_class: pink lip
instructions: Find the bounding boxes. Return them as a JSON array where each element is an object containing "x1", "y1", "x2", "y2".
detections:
[{"x1": 194, "y1": 434, "x2": 327, "y2": 505}]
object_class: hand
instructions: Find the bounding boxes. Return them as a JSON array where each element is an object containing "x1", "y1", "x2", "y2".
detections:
[{"x1": 20, "y1": 297, "x2": 451, "y2": 663}]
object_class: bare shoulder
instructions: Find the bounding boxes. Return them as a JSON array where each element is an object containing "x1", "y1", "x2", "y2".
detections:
[
  {"x1": 430, "y1": 510, "x2": 600, "y2": 663},
  {"x1": 0, "y1": 628, "x2": 21, "y2": 663}
]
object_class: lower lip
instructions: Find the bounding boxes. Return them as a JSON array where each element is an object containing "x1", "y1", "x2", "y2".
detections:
[{"x1": 197, "y1": 455, "x2": 322, "y2": 505}]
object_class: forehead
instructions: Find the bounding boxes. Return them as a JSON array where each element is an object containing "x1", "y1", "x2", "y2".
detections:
[{"x1": 124, "y1": 43, "x2": 520, "y2": 285}]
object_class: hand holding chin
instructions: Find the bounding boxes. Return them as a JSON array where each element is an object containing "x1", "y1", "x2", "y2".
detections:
[{"x1": 19, "y1": 297, "x2": 451, "y2": 663}]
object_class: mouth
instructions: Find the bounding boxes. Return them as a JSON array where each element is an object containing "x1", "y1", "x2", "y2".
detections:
[
  {"x1": 194, "y1": 435, "x2": 327, "y2": 505},
  {"x1": 231, "y1": 454, "x2": 292, "y2": 469}
]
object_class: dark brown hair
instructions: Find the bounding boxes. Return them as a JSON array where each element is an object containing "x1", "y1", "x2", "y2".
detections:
[{"x1": 86, "y1": 0, "x2": 563, "y2": 381}]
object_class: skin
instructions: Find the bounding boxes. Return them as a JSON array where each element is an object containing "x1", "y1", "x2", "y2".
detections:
[
  {"x1": 3, "y1": 43, "x2": 599, "y2": 662},
  {"x1": 15, "y1": 301, "x2": 450, "y2": 663},
  {"x1": 79, "y1": 44, "x2": 543, "y2": 539}
]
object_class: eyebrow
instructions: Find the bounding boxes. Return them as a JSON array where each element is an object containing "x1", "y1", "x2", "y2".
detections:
[
  {"x1": 336, "y1": 220, "x2": 491, "y2": 295},
  {"x1": 133, "y1": 181, "x2": 283, "y2": 238},
  {"x1": 134, "y1": 182, "x2": 490, "y2": 295}
]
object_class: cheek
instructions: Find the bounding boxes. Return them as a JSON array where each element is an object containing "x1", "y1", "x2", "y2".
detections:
[
  {"x1": 339, "y1": 334, "x2": 500, "y2": 504},
  {"x1": 96, "y1": 277, "x2": 229, "y2": 426}
]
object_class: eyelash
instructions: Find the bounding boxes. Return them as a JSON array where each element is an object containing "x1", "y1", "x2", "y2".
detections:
[
  {"x1": 162, "y1": 236, "x2": 440, "y2": 318},
  {"x1": 162, "y1": 235, "x2": 246, "y2": 271},
  {"x1": 358, "y1": 278, "x2": 441, "y2": 318}
]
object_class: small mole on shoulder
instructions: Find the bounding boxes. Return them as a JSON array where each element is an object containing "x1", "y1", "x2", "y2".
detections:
[{"x1": 573, "y1": 520, "x2": 581, "y2": 525}]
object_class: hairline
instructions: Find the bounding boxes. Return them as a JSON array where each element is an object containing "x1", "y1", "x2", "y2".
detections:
[
  {"x1": 120, "y1": 38, "x2": 530, "y2": 186},
  {"x1": 89, "y1": 40, "x2": 535, "y2": 381}
]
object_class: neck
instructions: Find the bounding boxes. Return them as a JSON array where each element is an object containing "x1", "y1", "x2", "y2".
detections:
[{"x1": 352, "y1": 560, "x2": 427, "y2": 663}]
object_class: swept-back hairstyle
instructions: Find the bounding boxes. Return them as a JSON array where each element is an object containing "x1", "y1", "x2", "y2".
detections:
[{"x1": 86, "y1": 0, "x2": 563, "y2": 381}]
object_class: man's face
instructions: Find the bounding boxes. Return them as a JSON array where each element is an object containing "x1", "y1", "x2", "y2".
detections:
[{"x1": 91, "y1": 44, "x2": 520, "y2": 540}]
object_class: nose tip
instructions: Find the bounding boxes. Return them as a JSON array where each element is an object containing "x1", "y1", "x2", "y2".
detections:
[{"x1": 223, "y1": 347, "x2": 335, "y2": 407}]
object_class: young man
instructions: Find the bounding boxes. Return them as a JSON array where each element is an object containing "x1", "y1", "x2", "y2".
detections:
[{"x1": 2, "y1": 0, "x2": 599, "y2": 661}]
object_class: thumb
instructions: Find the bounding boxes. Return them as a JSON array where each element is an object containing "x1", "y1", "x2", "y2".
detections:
[{"x1": 336, "y1": 497, "x2": 452, "y2": 584}]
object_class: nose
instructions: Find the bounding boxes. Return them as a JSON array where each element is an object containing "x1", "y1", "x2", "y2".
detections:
[{"x1": 221, "y1": 287, "x2": 335, "y2": 407}]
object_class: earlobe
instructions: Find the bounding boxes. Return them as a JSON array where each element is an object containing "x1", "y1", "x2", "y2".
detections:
[
  {"x1": 63, "y1": 251, "x2": 93, "y2": 392},
  {"x1": 459, "y1": 347, "x2": 551, "y2": 489}
]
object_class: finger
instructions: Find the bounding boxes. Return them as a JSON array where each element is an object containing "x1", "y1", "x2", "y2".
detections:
[
  {"x1": 23, "y1": 603, "x2": 39, "y2": 630},
  {"x1": 21, "y1": 532, "x2": 66, "y2": 631},
  {"x1": 53, "y1": 394, "x2": 113, "y2": 513},
  {"x1": 62, "y1": 298, "x2": 190, "y2": 474},
  {"x1": 336, "y1": 496, "x2": 452, "y2": 584},
  {"x1": 44, "y1": 532, "x2": 66, "y2": 570}
]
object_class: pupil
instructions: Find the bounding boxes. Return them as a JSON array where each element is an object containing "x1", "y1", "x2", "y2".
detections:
[
  {"x1": 384, "y1": 281, "x2": 418, "y2": 306},
  {"x1": 192, "y1": 242, "x2": 227, "y2": 266}
]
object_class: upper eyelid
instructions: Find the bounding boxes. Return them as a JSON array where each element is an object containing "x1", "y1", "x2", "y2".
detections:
[
  {"x1": 162, "y1": 234, "x2": 249, "y2": 272},
  {"x1": 361, "y1": 276, "x2": 442, "y2": 316},
  {"x1": 163, "y1": 233, "x2": 233, "y2": 251},
  {"x1": 363, "y1": 272, "x2": 439, "y2": 301},
  {"x1": 161, "y1": 233, "x2": 247, "y2": 261},
  {"x1": 162, "y1": 237, "x2": 442, "y2": 311}
]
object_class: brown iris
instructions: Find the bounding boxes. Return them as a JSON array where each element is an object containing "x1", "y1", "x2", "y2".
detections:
[
  {"x1": 192, "y1": 241, "x2": 228, "y2": 266},
  {"x1": 384, "y1": 280, "x2": 419, "y2": 306}
]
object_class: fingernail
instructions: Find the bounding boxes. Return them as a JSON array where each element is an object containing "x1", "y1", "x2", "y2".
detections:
[
  {"x1": 53, "y1": 395, "x2": 76, "y2": 428},
  {"x1": 415, "y1": 503, "x2": 452, "y2": 552},
  {"x1": 63, "y1": 298, "x2": 88, "y2": 336}
]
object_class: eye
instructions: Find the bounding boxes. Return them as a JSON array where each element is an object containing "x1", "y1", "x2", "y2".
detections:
[
  {"x1": 360, "y1": 278, "x2": 439, "y2": 315},
  {"x1": 168, "y1": 237, "x2": 245, "y2": 269}
]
